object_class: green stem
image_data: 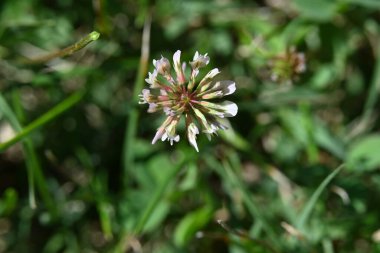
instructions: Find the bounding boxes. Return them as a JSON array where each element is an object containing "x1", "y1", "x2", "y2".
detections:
[
  {"x1": 0, "y1": 90, "x2": 85, "y2": 152},
  {"x1": 122, "y1": 14, "x2": 151, "y2": 179},
  {"x1": 23, "y1": 31, "x2": 100, "y2": 64},
  {"x1": 362, "y1": 43, "x2": 380, "y2": 124},
  {"x1": 24, "y1": 139, "x2": 57, "y2": 215},
  {"x1": 0, "y1": 93, "x2": 56, "y2": 212}
]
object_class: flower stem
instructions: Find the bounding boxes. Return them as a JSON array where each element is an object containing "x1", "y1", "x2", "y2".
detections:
[
  {"x1": 23, "y1": 31, "x2": 100, "y2": 64},
  {"x1": 122, "y1": 13, "x2": 151, "y2": 181}
]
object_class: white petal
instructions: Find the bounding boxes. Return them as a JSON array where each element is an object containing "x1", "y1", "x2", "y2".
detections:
[
  {"x1": 152, "y1": 117, "x2": 174, "y2": 144},
  {"x1": 219, "y1": 81, "x2": 236, "y2": 96},
  {"x1": 190, "y1": 51, "x2": 210, "y2": 69},
  {"x1": 173, "y1": 50, "x2": 186, "y2": 84},
  {"x1": 154, "y1": 56, "x2": 171, "y2": 75},
  {"x1": 147, "y1": 103, "x2": 158, "y2": 113},
  {"x1": 223, "y1": 101, "x2": 238, "y2": 117},
  {"x1": 205, "y1": 68, "x2": 220, "y2": 79},
  {"x1": 169, "y1": 134, "x2": 180, "y2": 145},
  {"x1": 201, "y1": 81, "x2": 236, "y2": 99},
  {"x1": 199, "y1": 68, "x2": 220, "y2": 91},
  {"x1": 152, "y1": 128, "x2": 164, "y2": 144},
  {"x1": 193, "y1": 51, "x2": 199, "y2": 60},
  {"x1": 173, "y1": 50, "x2": 181, "y2": 66},
  {"x1": 196, "y1": 100, "x2": 238, "y2": 118},
  {"x1": 161, "y1": 132, "x2": 168, "y2": 141},
  {"x1": 187, "y1": 123, "x2": 200, "y2": 152}
]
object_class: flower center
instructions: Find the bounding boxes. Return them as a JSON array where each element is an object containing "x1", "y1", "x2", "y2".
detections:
[{"x1": 181, "y1": 93, "x2": 191, "y2": 103}]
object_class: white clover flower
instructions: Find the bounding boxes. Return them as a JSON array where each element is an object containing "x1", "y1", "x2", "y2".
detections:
[{"x1": 139, "y1": 50, "x2": 237, "y2": 152}]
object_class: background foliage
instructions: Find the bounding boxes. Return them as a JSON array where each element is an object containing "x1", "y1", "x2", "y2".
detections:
[{"x1": 1, "y1": 0, "x2": 380, "y2": 252}]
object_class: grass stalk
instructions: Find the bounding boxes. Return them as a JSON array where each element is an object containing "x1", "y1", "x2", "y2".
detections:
[
  {"x1": 122, "y1": 13, "x2": 151, "y2": 179},
  {"x1": 297, "y1": 164, "x2": 345, "y2": 230},
  {"x1": 0, "y1": 90, "x2": 85, "y2": 152}
]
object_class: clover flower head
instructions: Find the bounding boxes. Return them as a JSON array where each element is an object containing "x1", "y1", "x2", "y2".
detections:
[
  {"x1": 139, "y1": 50, "x2": 237, "y2": 152},
  {"x1": 269, "y1": 47, "x2": 306, "y2": 84}
]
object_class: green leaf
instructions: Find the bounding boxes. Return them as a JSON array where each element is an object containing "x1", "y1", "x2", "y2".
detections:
[
  {"x1": 173, "y1": 205, "x2": 213, "y2": 247},
  {"x1": 347, "y1": 135, "x2": 380, "y2": 171},
  {"x1": 0, "y1": 188, "x2": 18, "y2": 216},
  {"x1": 341, "y1": 0, "x2": 380, "y2": 9},
  {"x1": 142, "y1": 201, "x2": 170, "y2": 233},
  {"x1": 220, "y1": 125, "x2": 250, "y2": 152},
  {"x1": 293, "y1": 0, "x2": 339, "y2": 21}
]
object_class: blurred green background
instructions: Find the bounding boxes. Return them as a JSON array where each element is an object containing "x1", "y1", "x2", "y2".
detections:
[{"x1": 1, "y1": 0, "x2": 380, "y2": 252}]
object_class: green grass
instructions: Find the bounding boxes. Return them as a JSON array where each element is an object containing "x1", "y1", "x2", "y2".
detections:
[{"x1": 1, "y1": 0, "x2": 380, "y2": 252}]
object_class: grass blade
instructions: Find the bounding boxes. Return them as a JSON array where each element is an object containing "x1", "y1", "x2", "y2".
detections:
[
  {"x1": 0, "y1": 90, "x2": 85, "y2": 152},
  {"x1": 297, "y1": 164, "x2": 345, "y2": 230}
]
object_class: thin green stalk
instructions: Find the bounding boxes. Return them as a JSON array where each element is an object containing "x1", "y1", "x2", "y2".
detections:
[
  {"x1": 0, "y1": 90, "x2": 85, "y2": 152},
  {"x1": 24, "y1": 139, "x2": 57, "y2": 215},
  {"x1": 362, "y1": 43, "x2": 380, "y2": 125},
  {"x1": 322, "y1": 239, "x2": 334, "y2": 253},
  {"x1": 297, "y1": 164, "x2": 345, "y2": 230},
  {"x1": 300, "y1": 102, "x2": 319, "y2": 163},
  {"x1": 122, "y1": 13, "x2": 151, "y2": 178},
  {"x1": 205, "y1": 155, "x2": 278, "y2": 246},
  {"x1": 113, "y1": 156, "x2": 189, "y2": 253},
  {"x1": 221, "y1": 159, "x2": 278, "y2": 244},
  {"x1": 0, "y1": 94, "x2": 54, "y2": 211},
  {"x1": 133, "y1": 158, "x2": 187, "y2": 234},
  {"x1": 23, "y1": 31, "x2": 100, "y2": 64},
  {"x1": 0, "y1": 94, "x2": 36, "y2": 208}
]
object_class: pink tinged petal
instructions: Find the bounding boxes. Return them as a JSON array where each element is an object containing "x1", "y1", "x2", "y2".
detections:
[
  {"x1": 156, "y1": 115, "x2": 181, "y2": 145},
  {"x1": 173, "y1": 50, "x2": 181, "y2": 68},
  {"x1": 200, "y1": 81, "x2": 236, "y2": 99},
  {"x1": 147, "y1": 103, "x2": 158, "y2": 113},
  {"x1": 192, "y1": 69, "x2": 199, "y2": 79},
  {"x1": 152, "y1": 116, "x2": 174, "y2": 144},
  {"x1": 173, "y1": 50, "x2": 186, "y2": 84},
  {"x1": 187, "y1": 122, "x2": 199, "y2": 152},
  {"x1": 197, "y1": 101, "x2": 238, "y2": 118},
  {"x1": 138, "y1": 89, "x2": 151, "y2": 104},
  {"x1": 153, "y1": 56, "x2": 171, "y2": 75},
  {"x1": 198, "y1": 68, "x2": 220, "y2": 92},
  {"x1": 188, "y1": 68, "x2": 199, "y2": 90},
  {"x1": 145, "y1": 70, "x2": 164, "y2": 89},
  {"x1": 190, "y1": 51, "x2": 210, "y2": 70},
  {"x1": 165, "y1": 116, "x2": 180, "y2": 137},
  {"x1": 164, "y1": 107, "x2": 175, "y2": 116},
  {"x1": 191, "y1": 106, "x2": 215, "y2": 134},
  {"x1": 152, "y1": 128, "x2": 165, "y2": 144}
]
